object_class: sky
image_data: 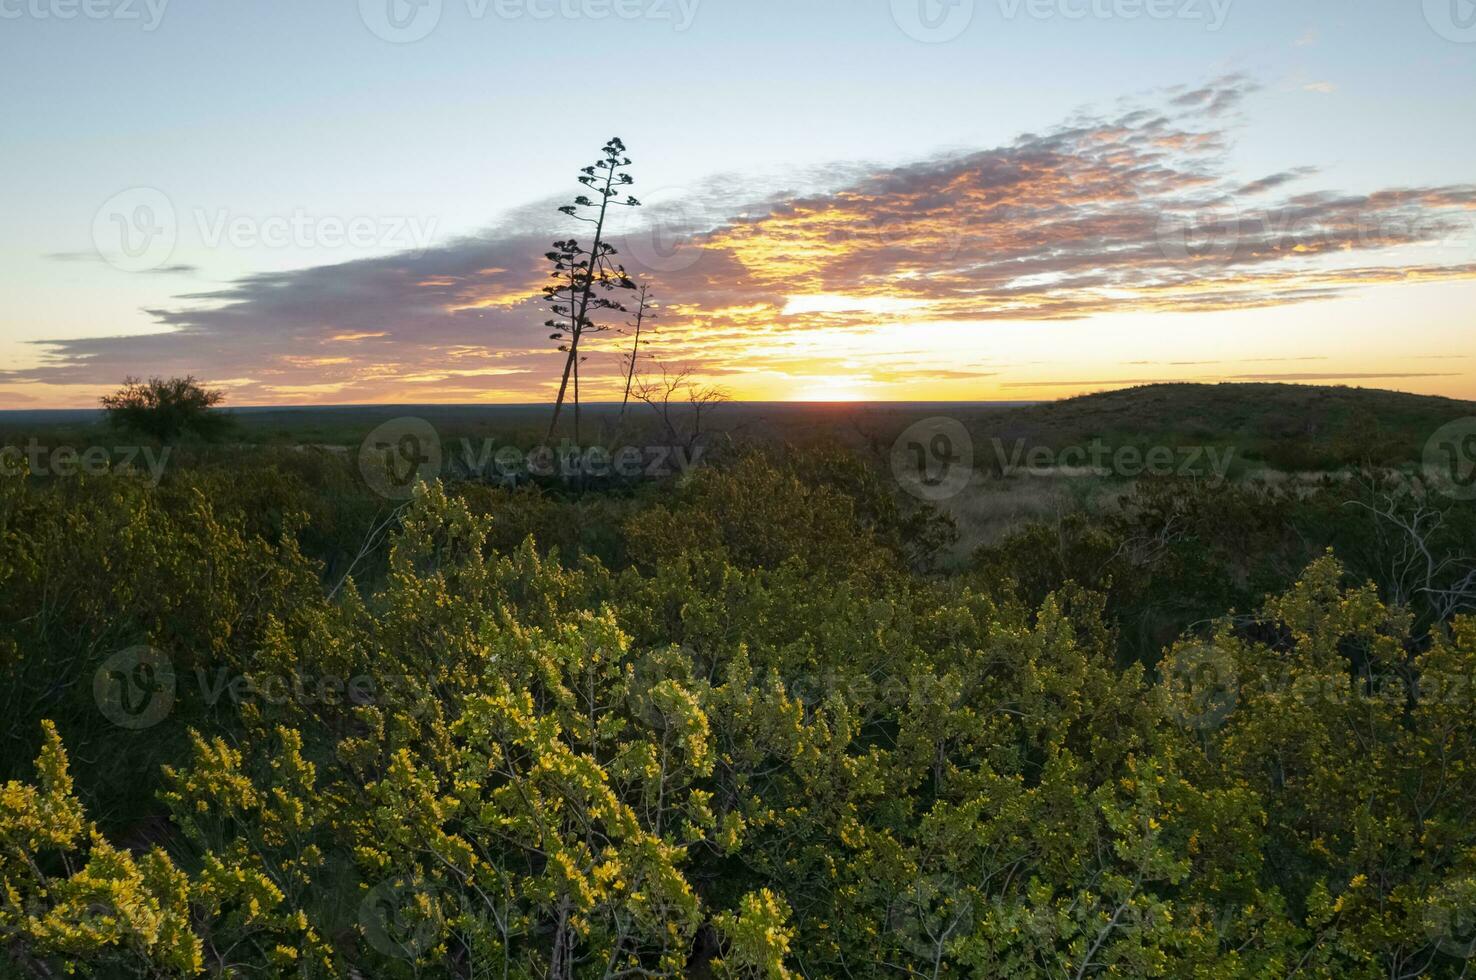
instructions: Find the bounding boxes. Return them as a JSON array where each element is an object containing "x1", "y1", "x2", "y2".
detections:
[{"x1": 2, "y1": 0, "x2": 1475, "y2": 407}]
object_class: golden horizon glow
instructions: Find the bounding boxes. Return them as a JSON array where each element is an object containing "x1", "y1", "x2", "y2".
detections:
[{"x1": 5, "y1": 78, "x2": 1476, "y2": 410}]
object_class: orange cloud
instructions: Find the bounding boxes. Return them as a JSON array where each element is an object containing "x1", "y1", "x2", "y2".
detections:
[{"x1": 8, "y1": 75, "x2": 1476, "y2": 406}]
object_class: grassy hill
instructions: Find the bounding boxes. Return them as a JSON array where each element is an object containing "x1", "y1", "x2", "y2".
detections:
[{"x1": 979, "y1": 383, "x2": 1475, "y2": 470}]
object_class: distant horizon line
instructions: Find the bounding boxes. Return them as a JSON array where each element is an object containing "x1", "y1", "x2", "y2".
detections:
[
  {"x1": 0, "y1": 399, "x2": 1046, "y2": 417},
  {"x1": 3, "y1": 380, "x2": 1472, "y2": 416}
]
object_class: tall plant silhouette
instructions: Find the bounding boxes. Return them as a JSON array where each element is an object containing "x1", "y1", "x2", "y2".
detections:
[
  {"x1": 544, "y1": 138, "x2": 640, "y2": 440},
  {"x1": 620, "y1": 283, "x2": 657, "y2": 416}
]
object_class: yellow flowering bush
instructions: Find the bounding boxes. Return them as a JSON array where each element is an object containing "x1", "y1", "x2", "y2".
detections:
[{"x1": 1, "y1": 453, "x2": 1474, "y2": 976}]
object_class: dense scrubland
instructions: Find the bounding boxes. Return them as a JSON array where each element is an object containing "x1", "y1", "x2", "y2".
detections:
[{"x1": 4, "y1": 384, "x2": 1476, "y2": 977}]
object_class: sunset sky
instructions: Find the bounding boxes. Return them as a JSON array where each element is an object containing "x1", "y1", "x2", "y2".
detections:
[{"x1": 3, "y1": 0, "x2": 1475, "y2": 407}]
